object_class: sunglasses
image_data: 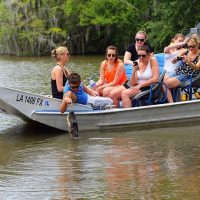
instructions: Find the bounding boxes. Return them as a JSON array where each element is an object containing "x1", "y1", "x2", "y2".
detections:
[
  {"x1": 70, "y1": 85, "x2": 79, "y2": 89},
  {"x1": 135, "y1": 38, "x2": 145, "y2": 42},
  {"x1": 188, "y1": 45, "x2": 196, "y2": 49},
  {"x1": 107, "y1": 53, "x2": 116, "y2": 58},
  {"x1": 138, "y1": 54, "x2": 147, "y2": 58}
]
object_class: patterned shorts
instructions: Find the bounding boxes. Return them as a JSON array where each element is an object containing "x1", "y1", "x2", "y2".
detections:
[{"x1": 87, "y1": 95, "x2": 113, "y2": 109}]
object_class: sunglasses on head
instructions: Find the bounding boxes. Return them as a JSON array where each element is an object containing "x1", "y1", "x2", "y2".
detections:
[
  {"x1": 135, "y1": 38, "x2": 145, "y2": 42},
  {"x1": 107, "y1": 53, "x2": 116, "y2": 58},
  {"x1": 138, "y1": 54, "x2": 147, "y2": 58},
  {"x1": 70, "y1": 85, "x2": 79, "y2": 89},
  {"x1": 188, "y1": 45, "x2": 196, "y2": 49}
]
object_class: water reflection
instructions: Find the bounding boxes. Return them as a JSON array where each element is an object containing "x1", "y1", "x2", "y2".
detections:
[{"x1": 0, "y1": 125, "x2": 200, "y2": 199}]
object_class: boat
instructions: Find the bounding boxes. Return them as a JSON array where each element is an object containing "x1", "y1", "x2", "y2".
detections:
[{"x1": 1, "y1": 85, "x2": 200, "y2": 132}]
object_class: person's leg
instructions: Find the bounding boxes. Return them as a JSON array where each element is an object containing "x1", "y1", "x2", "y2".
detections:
[
  {"x1": 164, "y1": 77, "x2": 181, "y2": 103},
  {"x1": 60, "y1": 91, "x2": 77, "y2": 113},
  {"x1": 164, "y1": 74, "x2": 170, "y2": 81},
  {"x1": 108, "y1": 85, "x2": 126, "y2": 107},
  {"x1": 121, "y1": 88, "x2": 141, "y2": 108},
  {"x1": 102, "y1": 86, "x2": 114, "y2": 97}
]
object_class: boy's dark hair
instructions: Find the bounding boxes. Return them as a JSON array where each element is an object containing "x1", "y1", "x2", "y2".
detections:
[{"x1": 68, "y1": 72, "x2": 81, "y2": 84}]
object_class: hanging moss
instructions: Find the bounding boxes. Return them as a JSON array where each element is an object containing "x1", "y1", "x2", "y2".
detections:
[{"x1": 0, "y1": 0, "x2": 199, "y2": 56}]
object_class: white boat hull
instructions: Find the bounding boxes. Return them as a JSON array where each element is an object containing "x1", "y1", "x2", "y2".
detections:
[{"x1": 1, "y1": 86, "x2": 200, "y2": 132}]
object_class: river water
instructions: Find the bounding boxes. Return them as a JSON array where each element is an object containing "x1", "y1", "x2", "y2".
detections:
[{"x1": 0, "y1": 56, "x2": 200, "y2": 199}]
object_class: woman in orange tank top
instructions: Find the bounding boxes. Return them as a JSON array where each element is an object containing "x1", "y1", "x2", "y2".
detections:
[{"x1": 96, "y1": 46, "x2": 127, "y2": 107}]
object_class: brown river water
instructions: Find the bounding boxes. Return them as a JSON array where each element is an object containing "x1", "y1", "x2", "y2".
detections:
[{"x1": 0, "y1": 55, "x2": 200, "y2": 200}]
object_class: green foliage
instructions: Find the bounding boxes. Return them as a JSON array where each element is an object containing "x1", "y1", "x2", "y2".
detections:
[
  {"x1": 0, "y1": 0, "x2": 200, "y2": 55},
  {"x1": 79, "y1": 0, "x2": 138, "y2": 26},
  {"x1": 143, "y1": 0, "x2": 200, "y2": 52},
  {"x1": 48, "y1": 27, "x2": 66, "y2": 37}
]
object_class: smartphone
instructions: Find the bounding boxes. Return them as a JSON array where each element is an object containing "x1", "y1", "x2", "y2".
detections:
[
  {"x1": 133, "y1": 61, "x2": 138, "y2": 67},
  {"x1": 177, "y1": 56, "x2": 183, "y2": 60}
]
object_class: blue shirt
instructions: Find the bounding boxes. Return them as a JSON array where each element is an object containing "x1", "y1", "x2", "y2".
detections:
[{"x1": 64, "y1": 83, "x2": 88, "y2": 105}]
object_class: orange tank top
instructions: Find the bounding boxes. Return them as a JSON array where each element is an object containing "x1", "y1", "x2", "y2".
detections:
[{"x1": 104, "y1": 59, "x2": 127, "y2": 85}]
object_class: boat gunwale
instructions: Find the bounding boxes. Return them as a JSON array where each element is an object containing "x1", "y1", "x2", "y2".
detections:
[{"x1": 32, "y1": 98, "x2": 200, "y2": 115}]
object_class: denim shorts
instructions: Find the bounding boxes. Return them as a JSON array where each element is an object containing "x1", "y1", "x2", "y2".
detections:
[
  {"x1": 166, "y1": 71, "x2": 177, "y2": 78},
  {"x1": 173, "y1": 73, "x2": 191, "y2": 85}
]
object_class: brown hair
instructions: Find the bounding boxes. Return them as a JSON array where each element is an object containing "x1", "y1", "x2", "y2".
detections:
[
  {"x1": 51, "y1": 46, "x2": 69, "y2": 61},
  {"x1": 137, "y1": 45, "x2": 150, "y2": 54},
  {"x1": 68, "y1": 72, "x2": 81, "y2": 85},
  {"x1": 105, "y1": 45, "x2": 118, "y2": 62},
  {"x1": 172, "y1": 33, "x2": 185, "y2": 43}
]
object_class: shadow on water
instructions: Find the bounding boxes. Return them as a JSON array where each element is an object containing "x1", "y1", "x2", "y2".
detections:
[
  {"x1": 1, "y1": 117, "x2": 200, "y2": 139},
  {"x1": 0, "y1": 122, "x2": 66, "y2": 143},
  {"x1": 2, "y1": 121, "x2": 65, "y2": 133},
  {"x1": 93, "y1": 117, "x2": 200, "y2": 135}
]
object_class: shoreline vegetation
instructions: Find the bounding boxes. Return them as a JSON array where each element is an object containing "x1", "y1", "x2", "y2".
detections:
[{"x1": 0, "y1": 0, "x2": 199, "y2": 56}]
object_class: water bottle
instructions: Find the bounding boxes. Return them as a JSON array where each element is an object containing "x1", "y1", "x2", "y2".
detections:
[{"x1": 89, "y1": 79, "x2": 96, "y2": 89}]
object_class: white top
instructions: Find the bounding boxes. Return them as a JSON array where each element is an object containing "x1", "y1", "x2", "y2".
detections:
[
  {"x1": 137, "y1": 59, "x2": 152, "y2": 84},
  {"x1": 164, "y1": 50, "x2": 180, "y2": 73}
]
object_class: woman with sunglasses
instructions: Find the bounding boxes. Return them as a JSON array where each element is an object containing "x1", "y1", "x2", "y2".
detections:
[
  {"x1": 51, "y1": 46, "x2": 71, "y2": 99},
  {"x1": 121, "y1": 45, "x2": 159, "y2": 108},
  {"x1": 95, "y1": 45, "x2": 127, "y2": 107},
  {"x1": 164, "y1": 36, "x2": 200, "y2": 102},
  {"x1": 124, "y1": 30, "x2": 154, "y2": 65}
]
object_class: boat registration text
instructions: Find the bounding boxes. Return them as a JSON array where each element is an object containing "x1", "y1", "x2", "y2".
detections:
[{"x1": 16, "y1": 94, "x2": 43, "y2": 106}]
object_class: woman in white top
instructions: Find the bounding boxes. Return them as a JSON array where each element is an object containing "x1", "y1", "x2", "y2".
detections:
[
  {"x1": 121, "y1": 45, "x2": 159, "y2": 108},
  {"x1": 164, "y1": 33, "x2": 188, "y2": 78}
]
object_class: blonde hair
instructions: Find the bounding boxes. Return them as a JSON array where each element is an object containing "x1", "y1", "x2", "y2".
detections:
[
  {"x1": 51, "y1": 46, "x2": 68, "y2": 61},
  {"x1": 188, "y1": 36, "x2": 199, "y2": 45},
  {"x1": 191, "y1": 34, "x2": 200, "y2": 43},
  {"x1": 136, "y1": 30, "x2": 148, "y2": 39}
]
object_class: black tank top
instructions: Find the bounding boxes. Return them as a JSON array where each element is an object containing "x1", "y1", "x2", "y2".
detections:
[{"x1": 51, "y1": 65, "x2": 68, "y2": 99}]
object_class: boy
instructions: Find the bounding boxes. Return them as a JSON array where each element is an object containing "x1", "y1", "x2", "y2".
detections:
[{"x1": 60, "y1": 72, "x2": 113, "y2": 113}]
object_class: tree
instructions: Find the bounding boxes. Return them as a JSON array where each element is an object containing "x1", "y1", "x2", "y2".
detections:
[{"x1": 0, "y1": 0, "x2": 199, "y2": 55}]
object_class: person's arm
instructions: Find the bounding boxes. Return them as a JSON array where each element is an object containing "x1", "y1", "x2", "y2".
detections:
[
  {"x1": 164, "y1": 37, "x2": 189, "y2": 54},
  {"x1": 60, "y1": 93, "x2": 72, "y2": 113},
  {"x1": 138, "y1": 57, "x2": 159, "y2": 89},
  {"x1": 83, "y1": 85, "x2": 99, "y2": 96},
  {"x1": 184, "y1": 56, "x2": 200, "y2": 70},
  {"x1": 171, "y1": 49, "x2": 187, "y2": 64},
  {"x1": 130, "y1": 69, "x2": 138, "y2": 86},
  {"x1": 124, "y1": 51, "x2": 134, "y2": 65},
  {"x1": 60, "y1": 84, "x2": 72, "y2": 113}
]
